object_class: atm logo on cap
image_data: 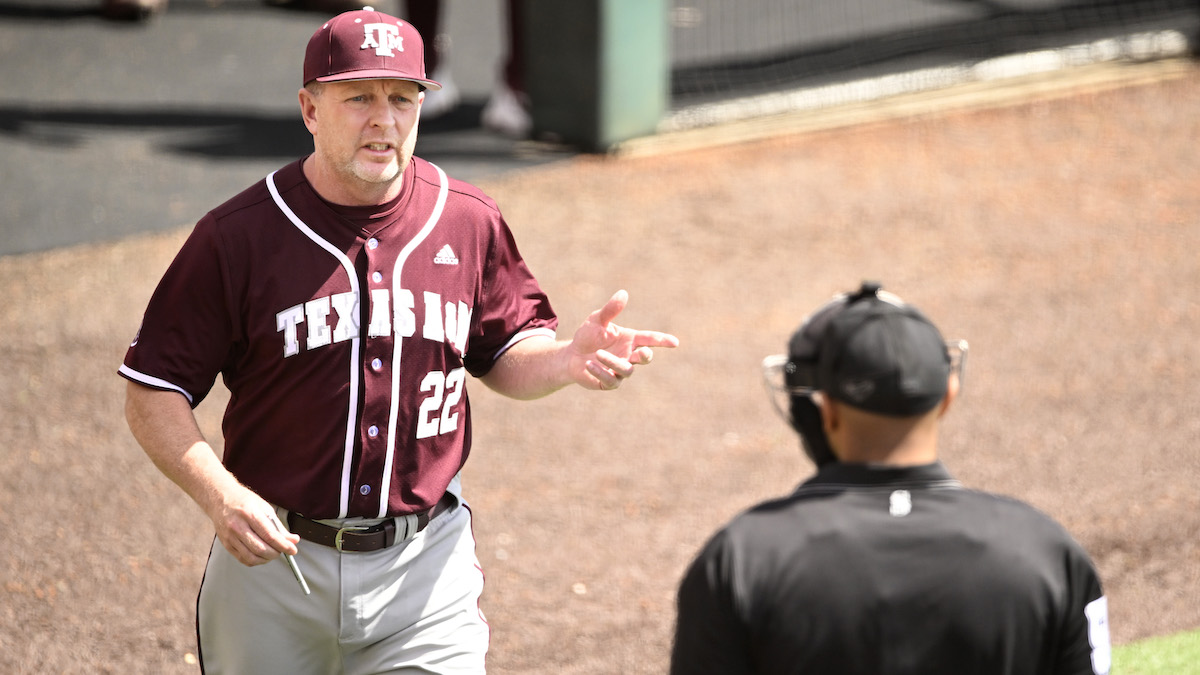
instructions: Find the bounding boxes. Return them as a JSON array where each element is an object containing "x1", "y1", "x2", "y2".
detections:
[{"x1": 361, "y1": 23, "x2": 404, "y2": 57}]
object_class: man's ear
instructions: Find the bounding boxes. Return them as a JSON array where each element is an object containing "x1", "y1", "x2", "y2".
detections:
[{"x1": 298, "y1": 88, "x2": 319, "y2": 135}]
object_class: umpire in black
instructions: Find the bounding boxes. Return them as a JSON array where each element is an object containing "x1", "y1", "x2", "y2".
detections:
[{"x1": 670, "y1": 282, "x2": 1111, "y2": 675}]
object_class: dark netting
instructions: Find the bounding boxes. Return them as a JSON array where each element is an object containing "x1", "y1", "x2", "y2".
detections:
[{"x1": 669, "y1": 0, "x2": 1200, "y2": 111}]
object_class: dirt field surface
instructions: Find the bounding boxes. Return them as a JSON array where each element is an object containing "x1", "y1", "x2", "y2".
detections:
[{"x1": 2, "y1": 60, "x2": 1198, "y2": 674}]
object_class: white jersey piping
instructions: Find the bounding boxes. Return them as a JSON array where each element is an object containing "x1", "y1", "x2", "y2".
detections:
[
  {"x1": 377, "y1": 163, "x2": 449, "y2": 518},
  {"x1": 493, "y1": 327, "x2": 557, "y2": 361},
  {"x1": 266, "y1": 170, "x2": 363, "y2": 519},
  {"x1": 118, "y1": 364, "x2": 195, "y2": 405}
]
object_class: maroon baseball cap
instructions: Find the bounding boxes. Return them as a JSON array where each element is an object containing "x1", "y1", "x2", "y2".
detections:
[{"x1": 303, "y1": 8, "x2": 442, "y2": 90}]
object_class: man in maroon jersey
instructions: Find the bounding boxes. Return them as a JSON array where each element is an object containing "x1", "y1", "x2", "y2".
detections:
[{"x1": 119, "y1": 9, "x2": 678, "y2": 673}]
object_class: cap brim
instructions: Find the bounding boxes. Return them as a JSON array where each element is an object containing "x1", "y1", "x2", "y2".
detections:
[{"x1": 313, "y1": 70, "x2": 442, "y2": 91}]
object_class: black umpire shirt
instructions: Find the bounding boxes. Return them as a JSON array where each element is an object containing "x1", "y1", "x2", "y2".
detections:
[{"x1": 670, "y1": 462, "x2": 1110, "y2": 675}]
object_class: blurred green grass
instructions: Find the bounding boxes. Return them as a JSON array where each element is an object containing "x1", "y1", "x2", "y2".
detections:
[{"x1": 1115, "y1": 628, "x2": 1200, "y2": 674}]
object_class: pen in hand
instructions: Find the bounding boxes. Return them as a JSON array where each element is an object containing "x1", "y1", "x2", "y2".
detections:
[{"x1": 268, "y1": 511, "x2": 311, "y2": 596}]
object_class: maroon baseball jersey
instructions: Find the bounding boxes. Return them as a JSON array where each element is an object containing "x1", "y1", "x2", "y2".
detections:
[{"x1": 120, "y1": 157, "x2": 557, "y2": 519}]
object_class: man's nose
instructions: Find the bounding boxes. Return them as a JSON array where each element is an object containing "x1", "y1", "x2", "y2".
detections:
[{"x1": 366, "y1": 99, "x2": 397, "y2": 127}]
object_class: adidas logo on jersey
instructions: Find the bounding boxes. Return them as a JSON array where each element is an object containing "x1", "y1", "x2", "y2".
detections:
[{"x1": 434, "y1": 245, "x2": 459, "y2": 265}]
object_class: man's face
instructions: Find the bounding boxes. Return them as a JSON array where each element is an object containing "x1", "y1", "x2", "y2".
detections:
[{"x1": 301, "y1": 78, "x2": 423, "y2": 201}]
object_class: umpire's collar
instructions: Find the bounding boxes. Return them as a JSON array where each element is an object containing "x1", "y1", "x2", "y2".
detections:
[{"x1": 800, "y1": 461, "x2": 960, "y2": 491}]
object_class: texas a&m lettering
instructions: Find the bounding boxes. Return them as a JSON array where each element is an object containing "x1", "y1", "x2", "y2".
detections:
[
  {"x1": 275, "y1": 288, "x2": 471, "y2": 358},
  {"x1": 360, "y1": 22, "x2": 404, "y2": 57}
]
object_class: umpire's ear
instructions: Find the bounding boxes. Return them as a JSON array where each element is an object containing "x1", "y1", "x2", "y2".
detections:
[
  {"x1": 937, "y1": 373, "x2": 960, "y2": 419},
  {"x1": 814, "y1": 392, "x2": 841, "y2": 436},
  {"x1": 813, "y1": 392, "x2": 847, "y2": 463}
]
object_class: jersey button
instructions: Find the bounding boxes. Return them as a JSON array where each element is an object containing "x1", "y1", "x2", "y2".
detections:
[
  {"x1": 372, "y1": 271, "x2": 383, "y2": 283},
  {"x1": 368, "y1": 425, "x2": 379, "y2": 438},
  {"x1": 371, "y1": 358, "x2": 383, "y2": 371},
  {"x1": 359, "y1": 485, "x2": 371, "y2": 496},
  {"x1": 367, "y1": 237, "x2": 379, "y2": 250}
]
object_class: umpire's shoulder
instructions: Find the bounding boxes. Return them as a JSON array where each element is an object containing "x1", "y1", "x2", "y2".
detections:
[
  {"x1": 715, "y1": 491, "x2": 833, "y2": 545},
  {"x1": 959, "y1": 486, "x2": 1090, "y2": 549}
]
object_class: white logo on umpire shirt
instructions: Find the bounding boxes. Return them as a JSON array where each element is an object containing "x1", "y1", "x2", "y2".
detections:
[
  {"x1": 361, "y1": 23, "x2": 403, "y2": 57},
  {"x1": 889, "y1": 489, "x2": 912, "y2": 517}
]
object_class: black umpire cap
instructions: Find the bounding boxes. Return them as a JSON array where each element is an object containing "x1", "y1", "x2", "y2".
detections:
[
  {"x1": 805, "y1": 282, "x2": 952, "y2": 416},
  {"x1": 774, "y1": 282, "x2": 964, "y2": 466}
]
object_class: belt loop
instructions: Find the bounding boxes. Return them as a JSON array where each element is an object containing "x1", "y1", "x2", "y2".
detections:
[
  {"x1": 383, "y1": 519, "x2": 397, "y2": 548},
  {"x1": 397, "y1": 513, "x2": 419, "y2": 542}
]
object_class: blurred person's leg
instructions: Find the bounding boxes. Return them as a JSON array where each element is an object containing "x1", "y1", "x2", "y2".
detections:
[
  {"x1": 406, "y1": 0, "x2": 462, "y2": 119},
  {"x1": 482, "y1": 0, "x2": 531, "y2": 137}
]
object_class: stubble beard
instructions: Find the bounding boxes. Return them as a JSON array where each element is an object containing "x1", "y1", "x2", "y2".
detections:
[
  {"x1": 315, "y1": 147, "x2": 408, "y2": 204},
  {"x1": 345, "y1": 133, "x2": 416, "y2": 194},
  {"x1": 347, "y1": 148, "x2": 404, "y2": 186},
  {"x1": 310, "y1": 121, "x2": 418, "y2": 204},
  {"x1": 352, "y1": 159, "x2": 398, "y2": 186}
]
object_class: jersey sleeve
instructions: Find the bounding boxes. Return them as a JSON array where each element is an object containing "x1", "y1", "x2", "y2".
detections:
[
  {"x1": 670, "y1": 530, "x2": 755, "y2": 675},
  {"x1": 1056, "y1": 541, "x2": 1111, "y2": 675},
  {"x1": 119, "y1": 214, "x2": 235, "y2": 407},
  {"x1": 461, "y1": 214, "x2": 557, "y2": 377}
]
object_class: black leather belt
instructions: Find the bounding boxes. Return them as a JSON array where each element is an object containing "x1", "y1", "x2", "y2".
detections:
[{"x1": 287, "y1": 494, "x2": 455, "y2": 553}]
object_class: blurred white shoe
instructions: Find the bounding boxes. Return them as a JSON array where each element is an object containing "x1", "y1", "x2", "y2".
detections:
[
  {"x1": 481, "y1": 82, "x2": 531, "y2": 138},
  {"x1": 421, "y1": 69, "x2": 460, "y2": 120}
]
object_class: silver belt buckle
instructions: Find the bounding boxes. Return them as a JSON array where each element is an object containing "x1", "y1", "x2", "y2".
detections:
[{"x1": 334, "y1": 525, "x2": 371, "y2": 552}]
